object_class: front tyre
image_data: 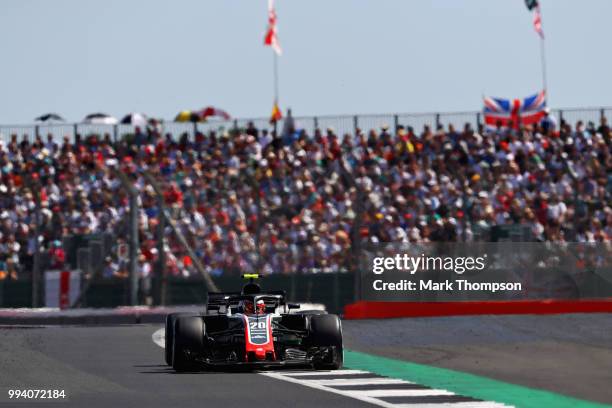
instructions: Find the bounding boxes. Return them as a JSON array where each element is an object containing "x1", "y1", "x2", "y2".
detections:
[
  {"x1": 310, "y1": 314, "x2": 343, "y2": 370},
  {"x1": 165, "y1": 313, "x2": 192, "y2": 365},
  {"x1": 165, "y1": 313, "x2": 181, "y2": 366},
  {"x1": 172, "y1": 316, "x2": 205, "y2": 372}
]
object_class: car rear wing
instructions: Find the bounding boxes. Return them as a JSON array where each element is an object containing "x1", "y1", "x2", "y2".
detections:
[
  {"x1": 206, "y1": 291, "x2": 290, "y2": 314},
  {"x1": 206, "y1": 292, "x2": 240, "y2": 314}
]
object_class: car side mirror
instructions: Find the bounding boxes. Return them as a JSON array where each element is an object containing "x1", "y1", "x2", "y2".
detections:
[{"x1": 287, "y1": 303, "x2": 300, "y2": 310}]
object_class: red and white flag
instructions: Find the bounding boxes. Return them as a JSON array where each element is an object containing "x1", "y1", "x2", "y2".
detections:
[
  {"x1": 533, "y1": 6, "x2": 544, "y2": 39},
  {"x1": 264, "y1": 0, "x2": 282, "y2": 55}
]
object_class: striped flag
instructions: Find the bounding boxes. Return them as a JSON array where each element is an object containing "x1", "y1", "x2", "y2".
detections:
[
  {"x1": 264, "y1": 0, "x2": 282, "y2": 56},
  {"x1": 525, "y1": 0, "x2": 544, "y2": 38}
]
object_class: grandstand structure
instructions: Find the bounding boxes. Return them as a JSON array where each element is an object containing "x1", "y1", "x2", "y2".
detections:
[{"x1": 0, "y1": 105, "x2": 610, "y2": 308}]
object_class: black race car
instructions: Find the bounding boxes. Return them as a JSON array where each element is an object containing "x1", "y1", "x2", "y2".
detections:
[{"x1": 164, "y1": 274, "x2": 343, "y2": 372}]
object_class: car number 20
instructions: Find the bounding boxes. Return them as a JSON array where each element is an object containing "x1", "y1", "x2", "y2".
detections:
[{"x1": 249, "y1": 321, "x2": 266, "y2": 329}]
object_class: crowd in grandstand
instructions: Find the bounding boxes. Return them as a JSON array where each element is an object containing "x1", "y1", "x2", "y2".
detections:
[{"x1": 0, "y1": 113, "x2": 610, "y2": 279}]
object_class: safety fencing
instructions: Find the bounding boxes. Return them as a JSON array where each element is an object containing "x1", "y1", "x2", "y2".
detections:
[
  {"x1": 0, "y1": 273, "x2": 355, "y2": 314},
  {"x1": 1, "y1": 107, "x2": 611, "y2": 143}
]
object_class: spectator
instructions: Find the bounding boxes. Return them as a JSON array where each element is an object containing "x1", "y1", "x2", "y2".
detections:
[
  {"x1": 48, "y1": 240, "x2": 65, "y2": 269},
  {"x1": 541, "y1": 108, "x2": 557, "y2": 134},
  {"x1": 0, "y1": 113, "x2": 609, "y2": 279}
]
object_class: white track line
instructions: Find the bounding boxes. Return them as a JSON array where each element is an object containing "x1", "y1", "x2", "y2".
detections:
[
  {"x1": 352, "y1": 389, "x2": 454, "y2": 397},
  {"x1": 263, "y1": 372, "x2": 512, "y2": 408},
  {"x1": 393, "y1": 403, "x2": 509, "y2": 408},
  {"x1": 152, "y1": 328, "x2": 165, "y2": 348},
  {"x1": 282, "y1": 369, "x2": 370, "y2": 376},
  {"x1": 309, "y1": 378, "x2": 410, "y2": 386},
  {"x1": 260, "y1": 371, "x2": 405, "y2": 408}
]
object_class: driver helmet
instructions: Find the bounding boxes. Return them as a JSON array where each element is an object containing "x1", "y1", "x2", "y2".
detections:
[{"x1": 241, "y1": 299, "x2": 266, "y2": 314}]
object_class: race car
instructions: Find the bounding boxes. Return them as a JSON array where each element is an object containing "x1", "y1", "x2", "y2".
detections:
[{"x1": 164, "y1": 274, "x2": 343, "y2": 372}]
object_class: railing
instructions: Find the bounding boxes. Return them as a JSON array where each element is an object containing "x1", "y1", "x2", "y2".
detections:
[{"x1": 2, "y1": 107, "x2": 610, "y2": 143}]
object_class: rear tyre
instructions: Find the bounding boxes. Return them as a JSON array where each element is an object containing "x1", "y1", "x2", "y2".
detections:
[
  {"x1": 165, "y1": 313, "x2": 192, "y2": 365},
  {"x1": 172, "y1": 316, "x2": 205, "y2": 372},
  {"x1": 310, "y1": 314, "x2": 343, "y2": 370}
]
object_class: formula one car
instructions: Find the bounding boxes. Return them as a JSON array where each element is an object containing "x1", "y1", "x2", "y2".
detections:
[{"x1": 164, "y1": 274, "x2": 343, "y2": 372}]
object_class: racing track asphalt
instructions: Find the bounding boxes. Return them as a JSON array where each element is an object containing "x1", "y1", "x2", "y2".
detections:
[
  {"x1": 0, "y1": 314, "x2": 610, "y2": 407},
  {"x1": 343, "y1": 314, "x2": 612, "y2": 404},
  {"x1": 0, "y1": 325, "x2": 374, "y2": 408}
]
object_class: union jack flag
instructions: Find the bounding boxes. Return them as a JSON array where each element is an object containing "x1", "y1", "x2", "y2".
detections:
[{"x1": 483, "y1": 90, "x2": 546, "y2": 129}]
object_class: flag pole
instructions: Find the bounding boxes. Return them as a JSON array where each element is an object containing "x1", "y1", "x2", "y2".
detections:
[
  {"x1": 273, "y1": 51, "x2": 279, "y2": 105},
  {"x1": 538, "y1": 5, "x2": 548, "y2": 98},
  {"x1": 540, "y1": 35, "x2": 548, "y2": 96},
  {"x1": 265, "y1": 0, "x2": 281, "y2": 135},
  {"x1": 273, "y1": 51, "x2": 279, "y2": 136}
]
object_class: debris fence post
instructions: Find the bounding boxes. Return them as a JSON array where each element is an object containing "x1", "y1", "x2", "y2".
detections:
[
  {"x1": 155, "y1": 192, "x2": 166, "y2": 306},
  {"x1": 128, "y1": 193, "x2": 139, "y2": 305},
  {"x1": 113, "y1": 168, "x2": 140, "y2": 306},
  {"x1": 31, "y1": 183, "x2": 42, "y2": 308}
]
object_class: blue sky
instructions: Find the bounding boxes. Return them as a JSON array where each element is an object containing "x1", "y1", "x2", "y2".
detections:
[{"x1": 0, "y1": 0, "x2": 610, "y2": 123}]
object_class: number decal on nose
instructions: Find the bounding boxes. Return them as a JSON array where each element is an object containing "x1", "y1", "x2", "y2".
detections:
[{"x1": 250, "y1": 321, "x2": 266, "y2": 330}]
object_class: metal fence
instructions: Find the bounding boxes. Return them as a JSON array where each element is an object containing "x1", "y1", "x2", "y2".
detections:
[{"x1": 2, "y1": 107, "x2": 611, "y2": 143}]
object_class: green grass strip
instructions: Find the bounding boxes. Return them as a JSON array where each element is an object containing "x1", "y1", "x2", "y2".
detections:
[{"x1": 345, "y1": 350, "x2": 611, "y2": 408}]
